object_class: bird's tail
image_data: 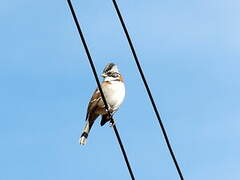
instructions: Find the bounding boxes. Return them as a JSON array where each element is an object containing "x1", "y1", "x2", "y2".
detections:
[{"x1": 79, "y1": 121, "x2": 93, "y2": 145}]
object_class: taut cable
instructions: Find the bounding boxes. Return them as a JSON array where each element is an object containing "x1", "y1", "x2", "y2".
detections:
[
  {"x1": 112, "y1": 0, "x2": 184, "y2": 179},
  {"x1": 66, "y1": 1, "x2": 135, "y2": 179}
]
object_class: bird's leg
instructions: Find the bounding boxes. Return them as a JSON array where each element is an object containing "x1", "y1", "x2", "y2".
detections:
[
  {"x1": 104, "y1": 104, "x2": 112, "y2": 113},
  {"x1": 109, "y1": 119, "x2": 116, "y2": 127},
  {"x1": 104, "y1": 106, "x2": 115, "y2": 127},
  {"x1": 109, "y1": 113, "x2": 116, "y2": 127}
]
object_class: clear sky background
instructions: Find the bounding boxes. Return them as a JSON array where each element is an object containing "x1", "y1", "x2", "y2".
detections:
[{"x1": 0, "y1": 0, "x2": 239, "y2": 179}]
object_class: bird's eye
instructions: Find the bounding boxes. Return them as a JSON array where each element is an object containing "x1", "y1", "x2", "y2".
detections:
[{"x1": 112, "y1": 73, "x2": 119, "y2": 78}]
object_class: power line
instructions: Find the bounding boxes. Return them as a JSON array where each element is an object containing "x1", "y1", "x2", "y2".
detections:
[
  {"x1": 66, "y1": 0, "x2": 135, "y2": 179},
  {"x1": 112, "y1": 0, "x2": 184, "y2": 179}
]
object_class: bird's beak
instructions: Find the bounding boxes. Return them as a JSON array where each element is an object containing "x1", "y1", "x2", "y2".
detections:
[{"x1": 101, "y1": 73, "x2": 107, "y2": 78}]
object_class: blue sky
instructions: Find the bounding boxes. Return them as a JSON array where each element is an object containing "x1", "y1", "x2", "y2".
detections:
[{"x1": 0, "y1": 0, "x2": 239, "y2": 179}]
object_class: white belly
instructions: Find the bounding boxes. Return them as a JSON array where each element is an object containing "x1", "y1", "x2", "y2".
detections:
[{"x1": 102, "y1": 81, "x2": 125, "y2": 111}]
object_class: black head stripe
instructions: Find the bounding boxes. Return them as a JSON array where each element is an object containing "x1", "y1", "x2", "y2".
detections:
[{"x1": 103, "y1": 63, "x2": 115, "y2": 73}]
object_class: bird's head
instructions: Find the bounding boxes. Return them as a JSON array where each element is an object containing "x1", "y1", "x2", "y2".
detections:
[{"x1": 102, "y1": 63, "x2": 122, "y2": 81}]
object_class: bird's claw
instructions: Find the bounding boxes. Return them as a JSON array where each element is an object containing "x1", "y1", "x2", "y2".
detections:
[{"x1": 109, "y1": 119, "x2": 115, "y2": 127}]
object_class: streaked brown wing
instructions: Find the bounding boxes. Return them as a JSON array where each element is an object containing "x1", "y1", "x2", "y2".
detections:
[
  {"x1": 85, "y1": 88, "x2": 101, "y2": 120},
  {"x1": 85, "y1": 82, "x2": 112, "y2": 120}
]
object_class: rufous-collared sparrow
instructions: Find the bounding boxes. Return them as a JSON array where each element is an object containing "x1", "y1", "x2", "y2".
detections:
[{"x1": 79, "y1": 63, "x2": 125, "y2": 145}]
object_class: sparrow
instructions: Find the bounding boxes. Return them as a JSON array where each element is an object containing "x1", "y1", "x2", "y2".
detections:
[{"x1": 79, "y1": 63, "x2": 125, "y2": 145}]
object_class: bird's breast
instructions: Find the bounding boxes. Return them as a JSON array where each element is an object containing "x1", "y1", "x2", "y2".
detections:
[{"x1": 103, "y1": 81, "x2": 125, "y2": 110}]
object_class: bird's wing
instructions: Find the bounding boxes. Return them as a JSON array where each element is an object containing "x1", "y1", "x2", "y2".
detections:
[
  {"x1": 85, "y1": 82, "x2": 112, "y2": 120},
  {"x1": 85, "y1": 88, "x2": 101, "y2": 120}
]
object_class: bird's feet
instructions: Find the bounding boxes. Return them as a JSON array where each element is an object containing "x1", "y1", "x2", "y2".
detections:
[
  {"x1": 109, "y1": 119, "x2": 116, "y2": 127},
  {"x1": 104, "y1": 105, "x2": 114, "y2": 114}
]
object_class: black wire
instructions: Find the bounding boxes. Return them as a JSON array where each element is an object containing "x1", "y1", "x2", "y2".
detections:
[
  {"x1": 112, "y1": 0, "x2": 184, "y2": 179},
  {"x1": 66, "y1": 1, "x2": 135, "y2": 179}
]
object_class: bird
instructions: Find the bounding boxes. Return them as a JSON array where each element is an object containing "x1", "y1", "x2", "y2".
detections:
[{"x1": 79, "y1": 63, "x2": 125, "y2": 145}]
